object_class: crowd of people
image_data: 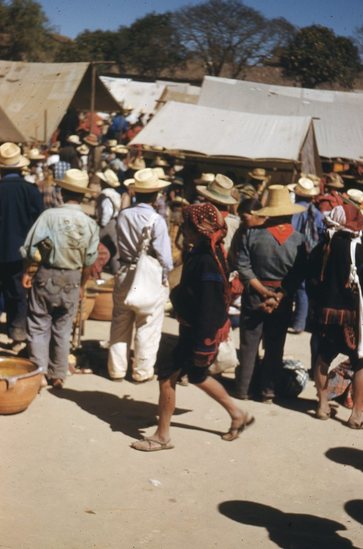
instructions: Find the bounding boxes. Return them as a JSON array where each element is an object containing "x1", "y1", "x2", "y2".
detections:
[{"x1": 0, "y1": 109, "x2": 363, "y2": 450}]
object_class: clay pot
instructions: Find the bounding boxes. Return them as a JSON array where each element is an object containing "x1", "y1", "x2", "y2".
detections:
[
  {"x1": 0, "y1": 357, "x2": 42, "y2": 414},
  {"x1": 90, "y1": 278, "x2": 114, "y2": 321}
]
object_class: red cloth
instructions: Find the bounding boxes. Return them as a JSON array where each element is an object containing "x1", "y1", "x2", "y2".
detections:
[
  {"x1": 317, "y1": 191, "x2": 344, "y2": 213},
  {"x1": 267, "y1": 224, "x2": 294, "y2": 245}
]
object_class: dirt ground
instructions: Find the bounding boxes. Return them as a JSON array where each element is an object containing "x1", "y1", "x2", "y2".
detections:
[{"x1": 1, "y1": 315, "x2": 362, "y2": 549}]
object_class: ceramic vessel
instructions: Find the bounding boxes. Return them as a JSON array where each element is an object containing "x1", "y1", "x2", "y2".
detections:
[{"x1": 0, "y1": 357, "x2": 42, "y2": 414}]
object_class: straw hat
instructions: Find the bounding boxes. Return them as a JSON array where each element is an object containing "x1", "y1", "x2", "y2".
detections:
[
  {"x1": 106, "y1": 139, "x2": 118, "y2": 148},
  {"x1": 123, "y1": 177, "x2": 135, "y2": 188},
  {"x1": 27, "y1": 148, "x2": 45, "y2": 161},
  {"x1": 96, "y1": 169, "x2": 120, "y2": 188},
  {"x1": 67, "y1": 135, "x2": 81, "y2": 145},
  {"x1": 248, "y1": 168, "x2": 269, "y2": 181},
  {"x1": 111, "y1": 145, "x2": 128, "y2": 155},
  {"x1": 0, "y1": 142, "x2": 30, "y2": 169},
  {"x1": 49, "y1": 141, "x2": 60, "y2": 153},
  {"x1": 347, "y1": 188, "x2": 363, "y2": 205},
  {"x1": 153, "y1": 167, "x2": 169, "y2": 180},
  {"x1": 129, "y1": 156, "x2": 146, "y2": 170},
  {"x1": 171, "y1": 196, "x2": 189, "y2": 207},
  {"x1": 153, "y1": 155, "x2": 169, "y2": 168},
  {"x1": 194, "y1": 173, "x2": 215, "y2": 185},
  {"x1": 133, "y1": 168, "x2": 170, "y2": 193},
  {"x1": 77, "y1": 144, "x2": 90, "y2": 155},
  {"x1": 197, "y1": 174, "x2": 237, "y2": 205},
  {"x1": 325, "y1": 173, "x2": 344, "y2": 189},
  {"x1": 252, "y1": 185, "x2": 306, "y2": 217},
  {"x1": 55, "y1": 169, "x2": 91, "y2": 194},
  {"x1": 293, "y1": 176, "x2": 320, "y2": 197},
  {"x1": 84, "y1": 133, "x2": 99, "y2": 147}
]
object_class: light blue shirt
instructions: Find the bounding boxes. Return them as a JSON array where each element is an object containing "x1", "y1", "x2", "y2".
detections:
[
  {"x1": 21, "y1": 204, "x2": 99, "y2": 269},
  {"x1": 116, "y1": 203, "x2": 173, "y2": 277}
]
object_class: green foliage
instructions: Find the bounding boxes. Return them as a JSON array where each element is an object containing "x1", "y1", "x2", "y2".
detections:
[
  {"x1": 173, "y1": 0, "x2": 295, "y2": 78},
  {"x1": 281, "y1": 25, "x2": 361, "y2": 88},
  {"x1": 0, "y1": 0, "x2": 54, "y2": 61}
]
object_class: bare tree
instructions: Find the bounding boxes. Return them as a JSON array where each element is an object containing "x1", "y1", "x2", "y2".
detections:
[{"x1": 173, "y1": 0, "x2": 295, "y2": 78}]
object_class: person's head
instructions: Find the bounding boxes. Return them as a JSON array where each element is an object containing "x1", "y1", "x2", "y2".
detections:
[
  {"x1": 60, "y1": 188, "x2": 84, "y2": 204},
  {"x1": 196, "y1": 174, "x2": 237, "y2": 210},
  {"x1": 55, "y1": 169, "x2": 90, "y2": 201},
  {"x1": 0, "y1": 142, "x2": 29, "y2": 176},
  {"x1": 135, "y1": 191, "x2": 158, "y2": 204},
  {"x1": 237, "y1": 198, "x2": 264, "y2": 228},
  {"x1": 181, "y1": 202, "x2": 227, "y2": 248}
]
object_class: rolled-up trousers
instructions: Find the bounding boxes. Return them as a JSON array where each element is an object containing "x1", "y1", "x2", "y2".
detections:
[{"x1": 108, "y1": 266, "x2": 168, "y2": 381}]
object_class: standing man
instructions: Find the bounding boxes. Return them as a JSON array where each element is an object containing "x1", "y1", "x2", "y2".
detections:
[
  {"x1": 0, "y1": 142, "x2": 43, "y2": 344},
  {"x1": 108, "y1": 168, "x2": 173, "y2": 382},
  {"x1": 21, "y1": 169, "x2": 99, "y2": 388}
]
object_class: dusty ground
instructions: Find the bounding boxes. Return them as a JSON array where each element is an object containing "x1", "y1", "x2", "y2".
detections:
[{"x1": 1, "y1": 315, "x2": 362, "y2": 549}]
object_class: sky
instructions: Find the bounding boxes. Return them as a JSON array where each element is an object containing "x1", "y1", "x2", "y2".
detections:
[{"x1": 39, "y1": 0, "x2": 363, "y2": 39}]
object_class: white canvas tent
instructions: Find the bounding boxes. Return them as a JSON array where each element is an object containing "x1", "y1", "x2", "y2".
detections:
[
  {"x1": 198, "y1": 76, "x2": 363, "y2": 161},
  {"x1": 101, "y1": 77, "x2": 166, "y2": 115},
  {"x1": 0, "y1": 61, "x2": 119, "y2": 143},
  {"x1": 130, "y1": 101, "x2": 319, "y2": 174}
]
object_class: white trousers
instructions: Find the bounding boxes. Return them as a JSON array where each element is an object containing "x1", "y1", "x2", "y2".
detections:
[{"x1": 107, "y1": 267, "x2": 168, "y2": 381}]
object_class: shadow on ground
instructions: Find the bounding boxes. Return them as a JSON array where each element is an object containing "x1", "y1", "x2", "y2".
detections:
[
  {"x1": 344, "y1": 500, "x2": 363, "y2": 525},
  {"x1": 325, "y1": 447, "x2": 363, "y2": 473},
  {"x1": 218, "y1": 500, "x2": 358, "y2": 548}
]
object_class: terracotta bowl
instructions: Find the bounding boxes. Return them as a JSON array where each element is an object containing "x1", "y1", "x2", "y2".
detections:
[
  {"x1": 90, "y1": 278, "x2": 114, "y2": 321},
  {"x1": 0, "y1": 357, "x2": 42, "y2": 414}
]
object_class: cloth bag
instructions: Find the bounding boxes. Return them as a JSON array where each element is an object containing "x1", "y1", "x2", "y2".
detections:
[
  {"x1": 209, "y1": 331, "x2": 238, "y2": 375},
  {"x1": 124, "y1": 213, "x2": 164, "y2": 315}
]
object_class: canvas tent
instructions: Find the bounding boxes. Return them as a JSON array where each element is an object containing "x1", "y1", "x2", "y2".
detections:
[
  {"x1": 0, "y1": 61, "x2": 119, "y2": 143},
  {"x1": 101, "y1": 77, "x2": 166, "y2": 115},
  {"x1": 198, "y1": 76, "x2": 363, "y2": 161},
  {"x1": 130, "y1": 101, "x2": 320, "y2": 176}
]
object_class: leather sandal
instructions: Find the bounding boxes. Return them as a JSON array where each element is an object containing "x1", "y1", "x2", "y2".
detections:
[
  {"x1": 131, "y1": 437, "x2": 174, "y2": 452},
  {"x1": 222, "y1": 415, "x2": 255, "y2": 441}
]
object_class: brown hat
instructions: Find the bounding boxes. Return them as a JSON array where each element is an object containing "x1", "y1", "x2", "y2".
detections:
[
  {"x1": 252, "y1": 185, "x2": 306, "y2": 217},
  {"x1": 0, "y1": 142, "x2": 30, "y2": 169},
  {"x1": 197, "y1": 174, "x2": 237, "y2": 205},
  {"x1": 83, "y1": 133, "x2": 99, "y2": 147},
  {"x1": 325, "y1": 173, "x2": 344, "y2": 189},
  {"x1": 248, "y1": 168, "x2": 269, "y2": 181},
  {"x1": 55, "y1": 169, "x2": 91, "y2": 194}
]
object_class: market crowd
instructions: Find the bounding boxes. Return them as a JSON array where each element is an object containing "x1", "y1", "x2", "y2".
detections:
[{"x1": 0, "y1": 107, "x2": 362, "y2": 451}]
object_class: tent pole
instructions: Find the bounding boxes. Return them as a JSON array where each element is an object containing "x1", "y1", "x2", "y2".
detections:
[
  {"x1": 44, "y1": 109, "x2": 47, "y2": 143},
  {"x1": 90, "y1": 62, "x2": 96, "y2": 135}
]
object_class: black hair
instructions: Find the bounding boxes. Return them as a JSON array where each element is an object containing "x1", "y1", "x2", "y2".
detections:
[
  {"x1": 237, "y1": 198, "x2": 262, "y2": 216},
  {"x1": 61, "y1": 188, "x2": 84, "y2": 203},
  {"x1": 135, "y1": 191, "x2": 158, "y2": 204}
]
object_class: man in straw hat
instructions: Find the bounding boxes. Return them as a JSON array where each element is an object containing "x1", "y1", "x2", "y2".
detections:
[
  {"x1": 21, "y1": 169, "x2": 99, "y2": 389},
  {"x1": 317, "y1": 172, "x2": 345, "y2": 213},
  {"x1": 108, "y1": 168, "x2": 173, "y2": 383},
  {"x1": 235, "y1": 185, "x2": 307, "y2": 401},
  {"x1": 197, "y1": 173, "x2": 239, "y2": 251},
  {"x1": 245, "y1": 167, "x2": 271, "y2": 201},
  {"x1": 95, "y1": 169, "x2": 122, "y2": 274},
  {"x1": 0, "y1": 143, "x2": 43, "y2": 344}
]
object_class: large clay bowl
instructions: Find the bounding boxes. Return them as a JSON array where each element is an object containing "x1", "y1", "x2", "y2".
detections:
[
  {"x1": 0, "y1": 357, "x2": 42, "y2": 414},
  {"x1": 90, "y1": 278, "x2": 114, "y2": 321}
]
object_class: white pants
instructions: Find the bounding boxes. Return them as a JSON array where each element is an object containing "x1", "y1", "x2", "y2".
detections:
[{"x1": 107, "y1": 267, "x2": 168, "y2": 381}]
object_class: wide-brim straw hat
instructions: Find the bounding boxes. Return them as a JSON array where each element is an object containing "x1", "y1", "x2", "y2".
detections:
[
  {"x1": 83, "y1": 133, "x2": 99, "y2": 147},
  {"x1": 96, "y1": 168, "x2": 120, "y2": 188},
  {"x1": 153, "y1": 167, "x2": 169, "y2": 180},
  {"x1": 111, "y1": 145, "x2": 128, "y2": 155},
  {"x1": 194, "y1": 173, "x2": 215, "y2": 185},
  {"x1": 325, "y1": 173, "x2": 344, "y2": 189},
  {"x1": 252, "y1": 185, "x2": 306, "y2": 217},
  {"x1": 106, "y1": 139, "x2": 118, "y2": 148},
  {"x1": 129, "y1": 157, "x2": 146, "y2": 170},
  {"x1": 77, "y1": 144, "x2": 90, "y2": 155},
  {"x1": 293, "y1": 176, "x2": 320, "y2": 197},
  {"x1": 347, "y1": 188, "x2": 363, "y2": 205},
  {"x1": 55, "y1": 169, "x2": 91, "y2": 194},
  {"x1": 0, "y1": 142, "x2": 30, "y2": 169},
  {"x1": 67, "y1": 135, "x2": 81, "y2": 145},
  {"x1": 153, "y1": 155, "x2": 169, "y2": 168},
  {"x1": 132, "y1": 168, "x2": 170, "y2": 193},
  {"x1": 197, "y1": 174, "x2": 237, "y2": 205},
  {"x1": 49, "y1": 141, "x2": 60, "y2": 153},
  {"x1": 248, "y1": 167, "x2": 269, "y2": 181},
  {"x1": 27, "y1": 148, "x2": 45, "y2": 161},
  {"x1": 171, "y1": 196, "x2": 190, "y2": 207}
]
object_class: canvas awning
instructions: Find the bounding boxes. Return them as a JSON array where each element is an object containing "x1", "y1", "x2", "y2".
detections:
[
  {"x1": 198, "y1": 76, "x2": 363, "y2": 161},
  {"x1": 101, "y1": 77, "x2": 166, "y2": 115},
  {"x1": 0, "y1": 61, "x2": 119, "y2": 143},
  {"x1": 130, "y1": 101, "x2": 319, "y2": 173}
]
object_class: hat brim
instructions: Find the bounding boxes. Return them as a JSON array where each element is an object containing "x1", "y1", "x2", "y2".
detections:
[
  {"x1": 197, "y1": 185, "x2": 237, "y2": 205},
  {"x1": 0, "y1": 156, "x2": 30, "y2": 169},
  {"x1": 248, "y1": 172, "x2": 269, "y2": 181},
  {"x1": 294, "y1": 187, "x2": 320, "y2": 197},
  {"x1": 96, "y1": 172, "x2": 120, "y2": 188},
  {"x1": 326, "y1": 182, "x2": 344, "y2": 189},
  {"x1": 194, "y1": 178, "x2": 213, "y2": 185},
  {"x1": 252, "y1": 204, "x2": 306, "y2": 217},
  {"x1": 133, "y1": 180, "x2": 170, "y2": 193},
  {"x1": 55, "y1": 179, "x2": 91, "y2": 194}
]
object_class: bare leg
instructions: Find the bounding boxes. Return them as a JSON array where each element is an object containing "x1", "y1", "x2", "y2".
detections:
[
  {"x1": 195, "y1": 376, "x2": 254, "y2": 439},
  {"x1": 151, "y1": 370, "x2": 181, "y2": 443},
  {"x1": 314, "y1": 355, "x2": 331, "y2": 418},
  {"x1": 348, "y1": 368, "x2": 363, "y2": 428}
]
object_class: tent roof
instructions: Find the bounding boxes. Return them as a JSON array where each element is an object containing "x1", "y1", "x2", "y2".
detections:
[
  {"x1": 101, "y1": 77, "x2": 166, "y2": 114},
  {"x1": 0, "y1": 105, "x2": 25, "y2": 142},
  {"x1": 0, "y1": 61, "x2": 119, "y2": 143},
  {"x1": 198, "y1": 76, "x2": 363, "y2": 161},
  {"x1": 130, "y1": 101, "x2": 313, "y2": 162}
]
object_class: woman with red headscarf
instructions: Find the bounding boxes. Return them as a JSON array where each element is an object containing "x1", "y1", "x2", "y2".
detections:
[{"x1": 131, "y1": 203, "x2": 254, "y2": 451}]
